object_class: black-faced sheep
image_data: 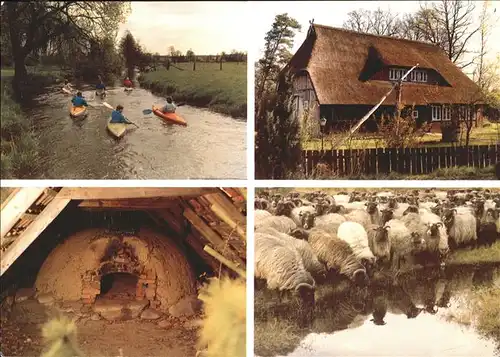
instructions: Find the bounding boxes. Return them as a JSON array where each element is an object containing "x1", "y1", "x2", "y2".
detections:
[
  {"x1": 419, "y1": 211, "x2": 450, "y2": 261},
  {"x1": 442, "y1": 209, "x2": 478, "y2": 250},
  {"x1": 337, "y1": 221, "x2": 376, "y2": 269},
  {"x1": 307, "y1": 229, "x2": 369, "y2": 286},
  {"x1": 365, "y1": 202, "x2": 382, "y2": 225},
  {"x1": 255, "y1": 226, "x2": 327, "y2": 279},
  {"x1": 384, "y1": 219, "x2": 427, "y2": 271},
  {"x1": 254, "y1": 233, "x2": 315, "y2": 307},
  {"x1": 477, "y1": 222, "x2": 498, "y2": 248},
  {"x1": 366, "y1": 225, "x2": 391, "y2": 264}
]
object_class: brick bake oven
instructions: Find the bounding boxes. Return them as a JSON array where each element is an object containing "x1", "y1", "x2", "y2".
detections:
[{"x1": 1, "y1": 187, "x2": 247, "y2": 317}]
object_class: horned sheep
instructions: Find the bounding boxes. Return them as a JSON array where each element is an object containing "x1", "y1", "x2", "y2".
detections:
[
  {"x1": 307, "y1": 229, "x2": 368, "y2": 286},
  {"x1": 255, "y1": 226, "x2": 326, "y2": 279},
  {"x1": 442, "y1": 209, "x2": 478, "y2": 249},
  {"x1": 254, "y1": 233, "x2": 315, "y2": 305}
]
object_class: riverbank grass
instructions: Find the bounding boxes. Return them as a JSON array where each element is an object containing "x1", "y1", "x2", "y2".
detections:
[
  {"x1": 1, "y1": 66, "x2": 63, "y2": 178},
  {"x1": 446, "y1": 241, "x2": 500, "y2": 265},
  {"x1": 138, "y1": 62, "x2": 246, "y2": 119},
  {"x1": 255, "y1": 318, "x2": 304, "y2": 357}
]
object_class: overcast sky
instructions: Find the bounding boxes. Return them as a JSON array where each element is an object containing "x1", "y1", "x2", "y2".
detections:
[
  {"x1": 250, "y1": 1, "x2": 500, "y2": 75},
  {"x1": 117, "y1": 1, "x2": 248, "y2": 55}
]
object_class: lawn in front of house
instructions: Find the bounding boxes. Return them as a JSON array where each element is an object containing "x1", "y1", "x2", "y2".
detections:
[{"x1": 303, "y1": 120, "x2": 500, "y2": 150}]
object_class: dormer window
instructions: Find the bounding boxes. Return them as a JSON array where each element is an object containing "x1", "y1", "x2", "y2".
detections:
[
  {"x1": 389, "y1": 68, "x2": 408, "y2": 81},
  {"x1": 410, "y1": 69, "x2": 427, "y2": 82},
  {"x1": 388, "y1": 68, "x2": 427, "y2": 83}
]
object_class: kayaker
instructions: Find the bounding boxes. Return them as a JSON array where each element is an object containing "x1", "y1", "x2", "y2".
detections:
[
  {"x1": 161, "y1": 96, "x2": 177, "y2": 113},
  {"x1": 110, "y1": 105, "x2": 129, "y2": 124},
  {"x1": 62, "y1": 79, "x2": 73, "y2": 92},
  {"x1": 96, "y1": 78, "x2": 106, "y2": 96},
  {"x1": 123, "y1": 77, "x2": 133, "y2": 88},
  {"x1": 71, "y1": 92, "x2": 88, "y2": 107}
]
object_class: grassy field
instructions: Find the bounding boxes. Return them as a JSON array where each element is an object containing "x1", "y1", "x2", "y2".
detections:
[
  {"x1": 1, "y1": 66, "x2": 63, "y2": 178},
  {"x1": 290, "y1": 164, "x2": 497, "y2": 180},
  {"x1": 138, "y1": 62, "x2": 247, "y2": 119},
  {"x1": 303, "y1": 120, "x2": 500, "y2": 150},
  {"x1": 447, "y1": 241, "x2": 500, "y2": 266}
]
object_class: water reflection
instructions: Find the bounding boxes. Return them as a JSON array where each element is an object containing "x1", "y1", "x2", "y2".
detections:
[
  {"x1": 28, "y1": 85, "x2": 246, "y2": 179},
  {"x1": 255, "y1": 264, "x2": 500, "y2": 357}
]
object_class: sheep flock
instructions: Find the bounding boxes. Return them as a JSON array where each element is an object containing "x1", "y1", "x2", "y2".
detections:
[{"x1": 254, "y1": 188, "x2": 500, "y2": 307}]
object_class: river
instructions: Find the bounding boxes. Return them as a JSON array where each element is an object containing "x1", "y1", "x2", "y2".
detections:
[
  {"x1": 255, "y1": 264, "x2": 500, "y2": 357},
  {"x1": 30, "y1": 85, "x2": 246, "y2": 179}
]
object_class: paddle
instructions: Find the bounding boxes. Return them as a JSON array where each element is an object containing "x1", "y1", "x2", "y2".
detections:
[
  {"x1": 102, "y1": 101, "x2": 139, "y2": 128},
  {"x1": 142, "y1": 102, "x2": 186, "y2": 115}
]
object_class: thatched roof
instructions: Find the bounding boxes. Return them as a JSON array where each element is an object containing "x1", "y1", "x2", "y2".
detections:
[
  {"x1": 1, "y1": 188, "x2": 247, "y2": 278},
  {"x1": 288, "y1": 24, "x2": 482, "y2": 106}
]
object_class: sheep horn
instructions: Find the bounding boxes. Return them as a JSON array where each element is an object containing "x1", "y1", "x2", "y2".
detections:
[{"x1": 436, "y1": 222, "x2": 443, "y2": 227}]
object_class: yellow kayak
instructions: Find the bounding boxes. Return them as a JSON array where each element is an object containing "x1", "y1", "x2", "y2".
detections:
[
  {"x1": 107, "y1": 120, "x2": 127, "y2": 139},
  {"x1": 70, "y1": 106, "x2": 87, "y2": 118}
]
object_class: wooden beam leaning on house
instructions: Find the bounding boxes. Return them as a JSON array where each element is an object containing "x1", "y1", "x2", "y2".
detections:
[
  {"x1": 1, "y1": 197, "x2": 71, "y2": 276},
  {"x1": 57, "y1": 187, "x2": 219, "y2": 200},
  {"x1": 1, "y1": 187, "x2": 46, "y2": 241}
]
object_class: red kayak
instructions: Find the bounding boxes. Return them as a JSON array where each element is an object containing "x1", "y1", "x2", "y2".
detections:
[{"x1": 152, "y1": 106, "x2": 187, "y2": 126}]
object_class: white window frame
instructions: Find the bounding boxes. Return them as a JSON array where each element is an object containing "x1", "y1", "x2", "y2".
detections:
[
  {"x1": 389, "y1": 68, "x2": 409, "y2": 81},
  {"x1": 410, "y1": 69, "x2": 428, "y2": 83},
  {"x1": 412, "y1": 110, "x2": 419, "y2": 119},
  {"x1": 431, "y1": 105, "x2": 451, "y2": 122}
]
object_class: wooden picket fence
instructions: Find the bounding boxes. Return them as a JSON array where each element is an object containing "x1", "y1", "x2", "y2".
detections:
[{"x1": 303, "y1": 144, "x2": 500, "y2": 177}]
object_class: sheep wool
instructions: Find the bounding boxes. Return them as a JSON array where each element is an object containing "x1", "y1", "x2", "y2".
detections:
[
  {"x1": 308, "y1": 229, "x2": 367, "y2": 284},
  {"x1": 313, "y1": 213, "x2": 346, "y2": 234},
  {"x1": 254, "y1": 215, "x2": 297, "y2": 234},
  {"x1": 366, "y1": 225, "x2": 391, "y2": 262},
  {"x1": 337, "y1": 221, "x2": 375, "y2": 264},
  {"x1": 343, "y1": 210, "x2": 372, "y2": 230},
  {"x1": 255, "y1": 233, "x2": 315, "y2": 292},
  {"x1": 444, "y1": 211, "x2": 478, "y2": 246},
  {"x1": 255, "y1": 209, "x2": 272, "y2": 222},
  {"x1": 255, "y1": 226, "x2": 326, "y2": 278}
]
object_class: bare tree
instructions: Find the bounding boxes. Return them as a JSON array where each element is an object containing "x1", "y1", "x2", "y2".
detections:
[
  {"x1": 343, "y1": 8, "x2": 401, "y2": 36},
  {"x1": 396, "y1": 13, "x2": 425, "y2": 41},
  {"x1": 415, "y1": 0, "x2": 480, "y2": 68}
]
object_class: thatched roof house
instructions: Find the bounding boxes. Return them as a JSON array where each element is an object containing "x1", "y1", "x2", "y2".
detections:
[
  {"x1": 288, "y1": 24, "x2": 484, "y2": 135},
  {"x1": 1, "y1": 187, "x2": 246, "y2": 313}
]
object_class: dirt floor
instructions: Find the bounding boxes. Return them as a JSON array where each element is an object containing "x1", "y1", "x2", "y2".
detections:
[{"x1": 0, "y1": 298, "x2": 199, "y2": 357}]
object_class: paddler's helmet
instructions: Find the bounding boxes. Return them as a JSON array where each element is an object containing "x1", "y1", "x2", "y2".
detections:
[
  {"x1": 117, "y1": 105, "x2": 124, "y2": 111},
  {"x1": 166, "y1": 96, "x2": 173, "y2": 103},
  {"x1": 77, "y1": 91, "x2": 82, "y2": 96}
]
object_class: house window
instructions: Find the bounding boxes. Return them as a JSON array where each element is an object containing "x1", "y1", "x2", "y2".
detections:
[
  {"x1": 431, "y1": 105, "x2": 451, "y2": 121},
  {"x1": 410, "y1": 69, "x2": 428, "y2": 83},
  {"x1": 412, "y1": 110, "x2": 418, "y2": 119},
  {"x1": 389, "y1": 68, "x2": 408, "y2": 81}
]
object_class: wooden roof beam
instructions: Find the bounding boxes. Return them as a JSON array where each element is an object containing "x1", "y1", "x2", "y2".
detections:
[
  {"x1": 1, "y1": 197, "x2": 71, "y2": 276},
  {"x1": 1, "y1": 188, "x2": 45, "y2": 240},
  {"x1": 203, "y1": 193, "x2": 246, "y2": 241},
  {"x1": 58, "y1": 187, "x2": 218, "y2": 200},
  {"x1": 78, "y1": 198, "x2": 180, "y2": 210},
  {"x1": 183, "y1": 207, "x2": 245, "y2": 268}
]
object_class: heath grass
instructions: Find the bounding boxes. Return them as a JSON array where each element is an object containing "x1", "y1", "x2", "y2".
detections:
[{"x1": 138, "y1": 62, "x2": 247, "y2": 119}]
